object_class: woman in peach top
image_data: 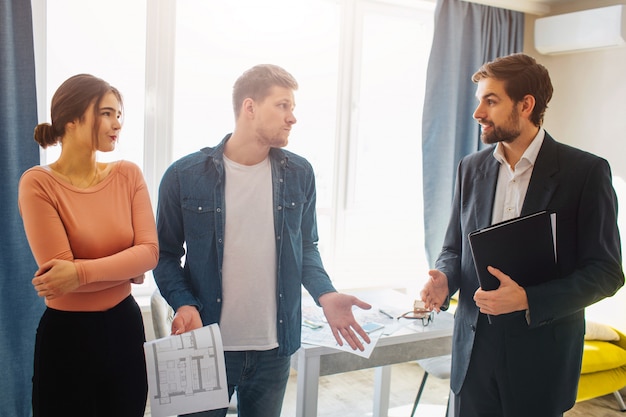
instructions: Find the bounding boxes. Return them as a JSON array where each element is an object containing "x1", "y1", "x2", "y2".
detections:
[{"x1": 18, "y1": 74, "x2": 158, "y2": 417}]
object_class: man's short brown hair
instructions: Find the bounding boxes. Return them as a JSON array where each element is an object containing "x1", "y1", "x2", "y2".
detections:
[
  {"x1": 232, "y1": 64, "x2": 298, "y2": 119},
  {"x1": 472, "y1": 53, "x2": 553, "y2": 126}
]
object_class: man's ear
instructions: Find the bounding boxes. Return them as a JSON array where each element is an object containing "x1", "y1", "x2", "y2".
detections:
[
  {"x1": 242, "y1": 97, "x2": 255, "y2": 118},
  {"x1": 520, "y1": 94, "x2": 536, "y2": 119}
]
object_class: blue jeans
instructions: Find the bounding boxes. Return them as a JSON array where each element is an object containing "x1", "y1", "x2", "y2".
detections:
[{"x1": 183, "y1": 348, "x2": 291, "y2": 417}]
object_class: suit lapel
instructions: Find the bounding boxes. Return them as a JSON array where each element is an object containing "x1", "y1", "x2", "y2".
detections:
[
  {"x1": 521, "y1": 133, "x2": 559, "y2": 215},
  {"x1": 473, "y1": 152, "x2": 499, "y2": 229}
]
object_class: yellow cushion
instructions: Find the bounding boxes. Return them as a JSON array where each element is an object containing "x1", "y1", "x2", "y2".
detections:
[
  {"x1": 577, "y1": 365, "x2": 626, "y2": 402},
  {"x1": 581, "y1": 340, "x2": 626, "y2": 374}
]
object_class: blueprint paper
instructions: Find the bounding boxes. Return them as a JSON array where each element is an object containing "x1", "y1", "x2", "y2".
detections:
[
  {"x1": 144, "y1": 324, "x2": 229, "y2": 417},
  {"x1": 301, "y1": 323, "x2": 382, "y2": 358},
  {"x1": 300, "y1": 304, "x2": 384, "y2": 359}
]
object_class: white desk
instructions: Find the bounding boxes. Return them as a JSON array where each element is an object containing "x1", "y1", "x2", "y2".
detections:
[{"x1": 292, "y1": 290, "x2": 454, "y2": 417}]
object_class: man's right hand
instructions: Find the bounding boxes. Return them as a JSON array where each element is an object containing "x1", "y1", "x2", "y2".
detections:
[
  {"x1": 171, "y1": 305, "x2": 203, "y2": 335},
  {"x1": 420, "y1": 269, "x2": 450, "y2": 312}
]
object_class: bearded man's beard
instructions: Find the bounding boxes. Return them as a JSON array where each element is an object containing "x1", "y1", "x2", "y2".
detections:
[{"x1": 480, "y1": 107, "x2": 521, "y2": 145}]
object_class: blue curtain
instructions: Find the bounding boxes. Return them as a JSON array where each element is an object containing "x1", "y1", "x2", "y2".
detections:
[
  {"x1": 422, "y1": 0, "x2": 524, "y2": 267},
  {"x1": 0, "y1": 0, "x2": 46, "y2": 415}
]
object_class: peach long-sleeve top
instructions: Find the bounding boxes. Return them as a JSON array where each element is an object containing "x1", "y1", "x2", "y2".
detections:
[{"x1": 18, "y1": 160, "x2": 159, "y2": 312}]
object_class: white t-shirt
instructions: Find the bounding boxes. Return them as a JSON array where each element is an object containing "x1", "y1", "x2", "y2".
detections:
[{"x1": 220, "y1": 155, "x2": 278, "y2": 351}]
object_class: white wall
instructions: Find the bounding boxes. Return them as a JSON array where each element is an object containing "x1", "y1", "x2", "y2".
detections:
[{"x1": 524, "y1": 1, "x2": 626, "y2": 331}]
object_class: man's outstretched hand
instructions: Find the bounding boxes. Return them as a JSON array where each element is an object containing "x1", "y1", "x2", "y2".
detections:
[{"x1": 319, "y1": 292, "x2": 372, "y2": 351}]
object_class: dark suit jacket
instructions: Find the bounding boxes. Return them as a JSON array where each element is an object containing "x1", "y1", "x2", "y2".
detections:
[{"x1": 435, "y1": 132, "x2": 624, "y2": 413}]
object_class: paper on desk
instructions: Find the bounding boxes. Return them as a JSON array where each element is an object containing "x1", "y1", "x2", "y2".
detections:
[
  {"x1": 301, "y1": 323, "x2": 383, "y2": 358},
  {"x1": 144, "y1": 323, "x2": 229, "y2": 417}
]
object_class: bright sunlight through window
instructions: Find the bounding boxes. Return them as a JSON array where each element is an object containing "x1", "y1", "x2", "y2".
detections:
[{"x1": 40, "y1": 0, "x2": 435, "y2": 299}]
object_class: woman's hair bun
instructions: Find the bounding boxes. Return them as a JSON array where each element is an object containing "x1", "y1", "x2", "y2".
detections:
[{"x1": 33, "y1": 123, "x2": 58, "y2": 148}]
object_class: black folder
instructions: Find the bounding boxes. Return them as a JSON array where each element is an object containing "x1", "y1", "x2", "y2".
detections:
[{"x1": 468, "y1": 211, "x2": 557, "y2": 292}]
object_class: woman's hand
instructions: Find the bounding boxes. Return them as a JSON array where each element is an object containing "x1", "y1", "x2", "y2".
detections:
[
  {"x1": 130, "y1": 273, "x2": 145, "y2": 284},
  {"x1": 31, "y1": 259, "x2": 80, "y2": 299}
]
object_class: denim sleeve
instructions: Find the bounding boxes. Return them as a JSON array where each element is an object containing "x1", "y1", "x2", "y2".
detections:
[
  {"x1": 153, "y1": 163, "x2": 202, "y2": 311},
  {"x1": 299, "y1": 166, "x2": 336, "y2": 304}
]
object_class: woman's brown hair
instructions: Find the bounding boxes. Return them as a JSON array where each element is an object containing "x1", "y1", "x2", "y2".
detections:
[{"x1": 34, "y1": 74, "x2": 123, "y2": 148}]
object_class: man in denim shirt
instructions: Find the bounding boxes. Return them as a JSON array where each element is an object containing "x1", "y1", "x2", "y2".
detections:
[{"x1": 154, "y1": 64, "x2": 372, "y2": 417}]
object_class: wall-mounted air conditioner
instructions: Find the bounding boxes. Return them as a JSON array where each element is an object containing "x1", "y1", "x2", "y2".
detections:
[{"x1": 534, "y1": 5, "x2": 626, "y2": 55}]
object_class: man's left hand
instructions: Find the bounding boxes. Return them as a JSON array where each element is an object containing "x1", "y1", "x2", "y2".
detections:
[
  {"x1": 319, "y1": 292, "x2": 372, "y2": 351},
  {"x1": 474, "y1": 266, "x2": 529, "y2": 315}
]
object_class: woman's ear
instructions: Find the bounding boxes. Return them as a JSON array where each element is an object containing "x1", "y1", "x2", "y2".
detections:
[{"x1": 65, "y1": 120, "x2": 78, "y2": 132}]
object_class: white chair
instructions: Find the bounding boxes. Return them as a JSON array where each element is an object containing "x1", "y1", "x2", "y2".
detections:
[
  {"x1": 410, "y1": 354, "x2": 451, "y2": 417},
  {"x1": 150, "y1": 289, "x2": 174, "y2": 339}
]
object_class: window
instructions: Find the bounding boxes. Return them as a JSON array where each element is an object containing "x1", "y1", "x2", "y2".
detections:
[
  {"x1": 36, "y1": 0, "x2": 153, "y2": 298},
  {"x1": 170, "y1": 0, "x2": 340, "y2": 262},
  {"x1": 334, "y1": 0, "x2": 434, "y2": 291},
  {"x1": 41, "y1": 0, "x2": 147, "y2": 167},
  {"x1": 36, "y1": 0, "x2": 435, "y2": 298},
  {"x1": 168, "y1": 0, "x2": 435, "y2": 291}
]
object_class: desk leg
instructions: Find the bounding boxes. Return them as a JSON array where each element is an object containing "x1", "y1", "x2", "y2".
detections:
[
  {"x1": 373, "y1": 365, "x2": 392, "y2": 417},
  {"x1": 295, "y1": 352, "x2": 320, "y2": 417}
]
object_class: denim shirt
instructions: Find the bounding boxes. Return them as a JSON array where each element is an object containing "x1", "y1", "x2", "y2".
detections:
[{"x1": 154, "y1": 134, "x2": 336, "y2": 357}]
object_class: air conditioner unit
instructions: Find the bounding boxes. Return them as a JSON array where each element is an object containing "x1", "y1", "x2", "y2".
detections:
[{"x1": 534, "y1": 5, "x2": 626, "y2": 55}]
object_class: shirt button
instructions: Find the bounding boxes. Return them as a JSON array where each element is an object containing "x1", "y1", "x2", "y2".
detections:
[
  {"x1": 217, "y1": 298, "x2": 221, "y2": 303},
  {"x1": 277, "y1": 205, "x2": 282, "y2": 210},
  {"x1": 217, "y1": 208, "x2": 221, "y2": 213},
  {"x1": 198, "y1": 206, "x2": 202, "y2": 211}
]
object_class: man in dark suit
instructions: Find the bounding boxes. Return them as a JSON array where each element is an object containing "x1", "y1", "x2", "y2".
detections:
[{"x1": 421, "y1": 53, "x2": 624, "y2": 417}]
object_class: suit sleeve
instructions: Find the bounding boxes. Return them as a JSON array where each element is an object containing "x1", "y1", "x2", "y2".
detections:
[
  {"x1": 434, "y1": 158, "x2": 465, "y2": 298},
  {"x1": 525, "y1": 157, "x2": 624, "y2": 327}
]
